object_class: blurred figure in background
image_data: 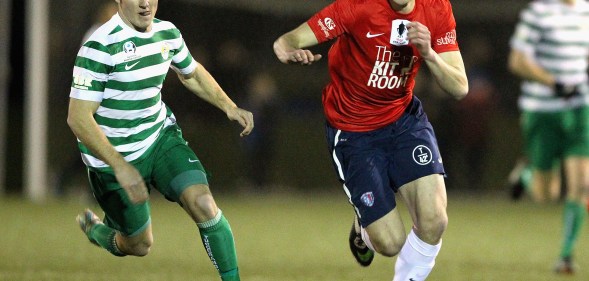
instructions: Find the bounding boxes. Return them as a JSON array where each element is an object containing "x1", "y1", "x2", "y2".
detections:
[
  {"x1": 213, "y1": 39, "x2": 250, "y2": 100},
  {"x1": 240, "y1": 70, "x2": 279, "y2": 191},
  {"x1": 448, "y1": 36, "x2": 498, "y2": 190},
  {"x1": 507, "y1": 0, "x2": 589, "y2": 274},
  {"x1": 67, "y1": 0, "x2": 253, "y2": 280},
  {"x1": 273, "y1": 0, "x2": 468, "y2": 280}
]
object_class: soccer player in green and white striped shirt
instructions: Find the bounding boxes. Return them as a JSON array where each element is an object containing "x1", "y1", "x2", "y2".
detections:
[
  {"x1": 68, "y1": 1, "x2": 253, "y2": 280},
  {"x1": 508, "y1": 0, "x2": 589, "y2": 274}
]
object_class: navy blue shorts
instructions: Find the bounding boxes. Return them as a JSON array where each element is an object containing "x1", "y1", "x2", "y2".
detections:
[{"x1": 326, "y1": 96, "x2": 445, "y2": 228}]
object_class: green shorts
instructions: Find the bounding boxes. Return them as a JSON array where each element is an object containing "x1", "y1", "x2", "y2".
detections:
[
  {"x1": 87, "y1": 124, "x2": 209, "y2": 236},
  {"x1": 522, "y1": 106, "x2": 589, "y2": 171}
]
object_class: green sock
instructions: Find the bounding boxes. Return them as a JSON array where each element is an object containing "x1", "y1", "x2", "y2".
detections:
[
  {"x1": 88, "y1": 223, "x2": 126, "y2": 257},
  {"x1": 520, "y1": 165, "x2": 532, "y2": 192},
  {"x1": 198, "y1": 210, "x2": 240, "y2": 281},
  {"x1": 560, "y1": 200, "x2": 587, "y2": 258}
]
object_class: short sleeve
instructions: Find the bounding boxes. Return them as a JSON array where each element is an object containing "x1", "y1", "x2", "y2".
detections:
[
  {"x1": 170, "y1": 39, "x2": 197, "y2": 75},
  {"x1": 430, "y1": 0, "x2": 460, "y2": 54},
  {"x1": 509, "y1": 5, "x2": 542, "y2": 57},
  {"x1": 70, "y1": 41, "x2": 113, "y2": 102},
  {"x1": 306, "y1": 0, "x2": 355, "y2": 43}
]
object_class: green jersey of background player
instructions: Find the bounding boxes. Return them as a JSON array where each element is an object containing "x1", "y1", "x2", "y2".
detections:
[{"x1": 68, "y1": 0, "x2": 253, "y2": 280}]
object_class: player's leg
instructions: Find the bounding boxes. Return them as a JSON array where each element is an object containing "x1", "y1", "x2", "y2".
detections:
[
  {"x1": 343, "y1": 166, "x2": 407, "y2": 264},
  {"x1": 392, "y1": 174, "x2": 447, "y2": 281},
  {"x1": 179, "y1": 184, "x2": 239, "y2": 281},
  {"x1": 77, "y1": 170, "x2": 154, "y2": 257},
  {"x1": 555, "y1": 158, "x2": 589, "y2": 274},
  {"x1": 522, "y1": 110, "x2": 563, "y2": 203},
  {"x1": 554, "y1": 106, "x2": 589, "y2": 274},
  {"x1": 507, "y1": 157, "x2": 531, "y2": 200},
  {"x1": 78, "y1": 212, "x2": 153, "y2": 256},
  {"x1": 326, "y1": 123, "x2": 406, "y2": 266},
  {"x1": 152, "y1": 125, "x2": 239, "y2": 281},
  {"x1": 359, "y1": 207, "x2": 408, "y2": 257},
  {"x1": 349, "y1": 212, "x2": 375, "y2": 266},
  {"x1": 384, "y1": 96, "x2": 446, "y2": 281},
  {"x1": 529, "y1": 168, "x2": 561, "y2": 203}
]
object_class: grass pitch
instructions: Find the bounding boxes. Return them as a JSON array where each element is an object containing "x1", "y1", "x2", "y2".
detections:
[{"x1": 0, "y1": 191, "x2": 587, "y2": 281}]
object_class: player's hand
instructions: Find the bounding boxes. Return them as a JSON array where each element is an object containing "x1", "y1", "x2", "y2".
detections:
[
  {"x1": 554, "y1": 82, "x2": 580, "y2": 99},
  {"x1": 226, "y1": 107, "x2": 254, "y2": 137},
  {"x1": 279, "y1": 49, "x2": 322, "y2": 65},
  {"x1": 113, "y1": 162, "x2": 149, "y2": 204},
  {"x1": 407, "y1": 21, "x2": 434, "y2": 61}
]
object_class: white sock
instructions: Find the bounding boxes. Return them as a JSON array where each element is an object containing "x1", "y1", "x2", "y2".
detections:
[
  {"x1": 392, "y1": 229, "x2": 442, "y2": 281},
  {"x1": 360, "y1": 227, "x2": 375, "y2": 251}
]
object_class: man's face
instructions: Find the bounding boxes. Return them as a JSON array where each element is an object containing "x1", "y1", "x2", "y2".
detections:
[
  {"x1": 116, "y1": 0, "x2": 158, "y2": 32},
  {"x1": 390, "y1": 0, "x2": 413, "y2": 9}
]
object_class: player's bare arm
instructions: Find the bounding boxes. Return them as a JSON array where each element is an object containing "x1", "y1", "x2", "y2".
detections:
[
  {"x1": 407, "y1": 21, "x2": 468, "y2": 99},
  {"x1": 508, "y1": 49, "x2": 555, "y2": 86},
  {"x1": 273, "y1": 23, "x2": 322, "y2": 65},
  {"x1": 67, "y1": 98, "x2": 149, "y2": 204},
  {"x1": 177, "y1": 64, "x2": 254, "y2": 137}
]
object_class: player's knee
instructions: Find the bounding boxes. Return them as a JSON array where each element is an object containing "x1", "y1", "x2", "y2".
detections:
[
  {"x1": 370, "y1": 232, "x2": 405, "y2": 257},
  {"x1": 376, "y1": 242, "x2": 403, "y2": 257},
  {"x1": 126, "y1": 239, "x2": 153, "y2": 257},
  {"x1": 418, "y1": 212, "x2": 448, "y2": 244},
  {"x1": 190, "y1": 195, "x2": 217, "y2": 217},
  {"x1": 182, "y1": 186, "x2": 218, "y2": 222},
  {"x1": 121, "y1": 235, "x2": 153, "y2": 257}
]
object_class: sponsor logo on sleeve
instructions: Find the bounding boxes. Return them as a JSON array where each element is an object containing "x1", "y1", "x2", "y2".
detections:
[
  {"x1": 318, "y1": 17, "x2": 336, "y2": 38},
  {"x1": 72, "y1": 74, "x2": 94, "y2": 90},
  {"x1": 436, "y1": 30, "x2": 457, "y2": 46}
]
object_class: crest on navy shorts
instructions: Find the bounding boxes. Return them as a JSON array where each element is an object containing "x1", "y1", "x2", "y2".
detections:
[
  {"x1": 360, "y1": 192, "x2": 375, "y2": 207},
  {"x1": 412, "y1": 145, "x2": 433, "y2": 165}
]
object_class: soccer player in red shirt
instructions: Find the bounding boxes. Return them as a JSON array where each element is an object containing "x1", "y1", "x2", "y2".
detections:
[{"x1": 273, "y1": 0, "x2": 468, "y2": 279}]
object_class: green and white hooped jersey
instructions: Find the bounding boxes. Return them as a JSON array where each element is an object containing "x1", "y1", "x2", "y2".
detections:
[
  {"x1": 510, "y1": 0, "x2": 589, "y2": 112},
  {"x1": 70, "y1": 13, "x2": 197, "y2": 170}
]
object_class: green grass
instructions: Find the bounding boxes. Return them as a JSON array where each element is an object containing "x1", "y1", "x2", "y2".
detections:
[{"x1": 0, "y1": 191, "x2": 587, "y2": 281}]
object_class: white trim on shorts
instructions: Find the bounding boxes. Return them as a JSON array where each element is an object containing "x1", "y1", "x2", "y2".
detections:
[{"x1": 332, "y1": 129, "x2": 361, "y2": 218}]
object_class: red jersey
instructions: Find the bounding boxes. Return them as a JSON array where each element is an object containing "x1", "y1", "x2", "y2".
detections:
[{"x1": 307, "y1": 0, "x2": 460, "y2": 132}]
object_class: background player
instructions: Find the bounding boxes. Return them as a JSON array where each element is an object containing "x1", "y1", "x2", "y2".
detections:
[
  {"x1": 68, "y1": 0, "x2": 253, "y2": 280},
  {"x1": 507, "y1": 0, "x2": 589, "y2": 274},
  {"x1": 273, "y1": 0, "x2": 468, "y2": 280}
]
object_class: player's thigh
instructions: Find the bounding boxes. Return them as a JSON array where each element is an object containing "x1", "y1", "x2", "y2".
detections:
[
  {"x1": 563, "y1": 107, "x2": 589, "y2": 200},
  {"x1": 326, "y1": 123, "x2": 398, "y2": 229},
  {"x1": 88, "y1": 170, "x2": 152, "y2": 237},
  {"x1": 398, "y1": 174, "x2": 447, "y2": 243},
  {"x1": 365, "y1": 206, "x2": 408, "y2": 254},
  {"x1": 151, "y1": 130, "x2": 209, "y2": 204},
  {"x1": 522, "y1": 111, "x2": 563, "y2": 171}
]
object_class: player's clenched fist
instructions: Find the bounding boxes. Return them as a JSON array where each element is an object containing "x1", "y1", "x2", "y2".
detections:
[{"x1": 407, "y1": 22, "x2": 433, "y2": 60}]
